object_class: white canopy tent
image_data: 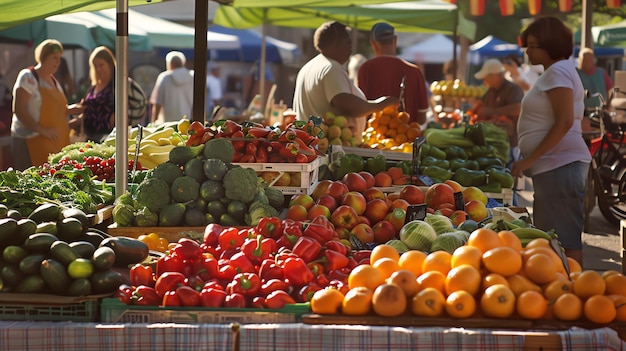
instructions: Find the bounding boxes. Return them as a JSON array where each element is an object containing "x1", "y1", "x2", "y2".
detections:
[{"x1": 399, "y1": 34, "x2": 460, "y2": 64}]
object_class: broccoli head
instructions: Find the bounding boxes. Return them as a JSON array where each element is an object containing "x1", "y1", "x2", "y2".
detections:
[
  {"x1": 245, "y1": 201, "x2": 279, "y2": 226},
  {"x1": 135, "y1": 178, "x2": 171, "y2": 213},
  {"x1": 134, "y1": 206, "x2": 158, "y2": 227},
  {"x1": 203, "y1": 138, "x2": 235, "y2": 165},
  {"x1": 223, "y1": 166, "x2": 260, "y2": 204}
]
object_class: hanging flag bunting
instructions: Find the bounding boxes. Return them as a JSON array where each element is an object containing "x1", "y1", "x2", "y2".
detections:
[
  {"x1": 528, "y1": 0, "x2": 542, "y2": 15},
  {"x1": 559, "y1": 0, "x2": 572, "y2": 12},
  {"x1": 500, "y1": 0, "x2": 515, "y2": 15},
  {"x1": 444, "y1": 0, "x2": 457, "y2": 3},
  {"x1": 470, "y1": 0, "x2": 485, "y2": 16},
  {"x1": 606, "y1": 0, "x2": 621, "y2": 8}
]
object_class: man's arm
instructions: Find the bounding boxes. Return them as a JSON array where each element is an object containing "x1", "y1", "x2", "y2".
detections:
[{"x1": 151, "y1": 104, "x2": 162, "y2": 123}]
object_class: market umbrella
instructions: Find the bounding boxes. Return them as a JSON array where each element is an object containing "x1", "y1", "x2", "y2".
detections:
[{"x1": 593, "y1": 20, "x2": 626, "y2": 48}]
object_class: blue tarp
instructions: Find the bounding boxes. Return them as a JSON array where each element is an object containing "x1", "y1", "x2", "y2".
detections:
[{"x1": 468, "y1": 35, "x2": 521, "y2": 64}]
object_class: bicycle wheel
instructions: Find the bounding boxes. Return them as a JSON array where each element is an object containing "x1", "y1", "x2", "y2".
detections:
[{"x1": 596, "y1": 159, "x2": 626, "y2": 226}]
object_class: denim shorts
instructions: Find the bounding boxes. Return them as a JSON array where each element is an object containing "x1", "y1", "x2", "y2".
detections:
[{"x1": 532, "y1": 161, "x2": 589, "y2": 250}]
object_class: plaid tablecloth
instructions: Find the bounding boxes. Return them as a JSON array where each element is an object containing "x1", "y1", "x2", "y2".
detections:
[{"x1": 0, "y1": 321, "x2": 624, "y2": 351}]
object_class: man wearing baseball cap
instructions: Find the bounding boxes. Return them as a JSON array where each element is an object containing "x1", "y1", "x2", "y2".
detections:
[
  {"x1": 357, "y1": 22, "x2": 429, "y2": 125},
  {"x1": 471, "y1": 58, "x2": 524, "y2": 148}
]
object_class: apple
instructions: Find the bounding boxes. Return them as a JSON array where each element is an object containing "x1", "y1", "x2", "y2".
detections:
[
  {"x1": 449, "y1": 210, "x2": 469, "y2": 226},
  {"x1": 424, "y1": 183, "x2": 455, "y2": 210},
  {"x1": 462, "y1": 186, "x2": 488, "y2": 205},
  {"x1": 365, "y1": 199, "x2": 390, "y2": 224},
  {"x1": 444, "y1": 179, "x2": 464, "y2": 193},
  {"x1": 316, "y1": 195, "x2": 338, "y2": 212},
  {"x1": 358, "y1": 171, "x2": 376, "y2": 189},
  {"x1": 311, "y1": 180, "x2": 333, "y2": 200},
  {"x1": 330, "y1": 205, "x2": 359, "y2": 230},
  {"x1": 358, "y1": 215, "x2": 371, "y2": 226},
  {"x1": 335, "y1": 227, "x2": 351, "y2": 239},
  {"x1": 385, "y1": 208, "x2": 406, "y2": 232},
  {"x1": 342, "y1": 172, "x2": 368, "y2": 193},
  {"x1": 465, "y1": 199, "x2": 489, "y2": 222},
  {"x1": 261, "y1": 171, "x2": 291, "y2": 186},
  {"x1": 286, "y1": 204, "x2": 308, "y2": 221},
  {"x1": 307, "y1": 204, "x2": 331, "y2": 220},
  {"x1": 341, "y1": 191, "x2": 367, "y2": 215},
  {"x1": 391, "y1": 198, "x2": 410, "y2": 211},
  {"x1": 399, "y1": 185, "x2": 425, "y2": 205},
  {"x1": 289, "y1": 194, "x2": 315, "y2": 210},
  {"x1": 327, "y1": 181, "x2": 349, "y2": 202},
  {"x1": 437, "y1": 207, "x2": 454, "y2": 217},
  {"x1": 363, "y1": 188, "x2": 386, "y2": 202},
  {"x1": 350, "y1": 223, "x2": 375, "y2": 243},
  {"x1": 372, "y1": 220, "x2": 397, "y2": 243}
]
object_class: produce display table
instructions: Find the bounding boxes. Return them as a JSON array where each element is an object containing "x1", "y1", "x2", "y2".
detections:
[{"x1": 0, "y1": 321, "x2": 623, "y2": 351}]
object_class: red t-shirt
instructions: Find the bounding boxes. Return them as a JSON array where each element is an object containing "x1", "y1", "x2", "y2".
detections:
[{"x1": 357, "y1": 56, "x2": 429, "y2": 124}]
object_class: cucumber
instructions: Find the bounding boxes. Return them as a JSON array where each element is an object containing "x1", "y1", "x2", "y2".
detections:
[
  {"x1": 90, "y1": 270, "x2": 123, "y2": 294},
  {"x1": 99, "y1": 237, "x2": 149, "y2": 267},
  {"x1": 15, "y1": 275, "x2": 45, "y2": 293},
  {"x1": 15, "y1": 218, "x2": 37, "y2": 244},
  {"x1": 92, "y1": 246, "x2": 116, "y2": 271},
  {"x1": 23, "y1": 233, "x2": 59, "y2": 254},
  {"x1": 62, "y1": 208, "x2": 90, "y2": 231},
  {"x1": 49, "y1": 240, "x2": 80, "y2": 266},
  {"x1": 69, "y1": 241, "x2": 96, "y2": 259},
  {"x1": 0, "y1": 218, "x2": 18, "y2": 246},
  {"x1": 0, "y1": 203, "x2": 8, "y2": 218},
  {"x1": 56, "y1": 217, "x2": 84, "y2": 241},
  {"x1": 3, "y1": 245, "x2": 27, "y2": 264},
  {"x1": 6, "y1": 209, "x2": 21, "y2": 220},
  {"x1": 67, "y1": 278, "x2": 92, "y2": 296},
  {"x1": 35, "y1": 221, "x2": 58, "y2": 235},
  {"x1": 40, "y1": 258, "x2": 71, "y2": 294},
  {"x1": 82, "y1": 231, "x2": 106, "y2": 248},
  {"x1": 28, "y1": 203, "x2": 61, "y2": 224},
  {"x1": 19, "y1": 254, "x2": 46, "y2": 275},
  {"x1": 1, "y1": 265, "x2": 23, "y2": 288}
]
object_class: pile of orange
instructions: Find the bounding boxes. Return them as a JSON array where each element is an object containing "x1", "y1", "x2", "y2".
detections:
[
  {"x1": 309, "y1": 228, "x2": 626, "y2": 325},
  {"x1": 364, "y1": 106, "x2": 422, "y2": 151}
]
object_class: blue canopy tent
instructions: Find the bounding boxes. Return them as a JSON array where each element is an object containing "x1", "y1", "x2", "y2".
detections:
[{"x1": 468, "y1": 35, "x2": 521, "y2": 65}]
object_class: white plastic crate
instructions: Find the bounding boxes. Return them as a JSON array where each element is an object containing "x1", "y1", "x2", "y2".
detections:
[
  {"x1": 234, "y1": 155, "x2": 328, "y2": 195},
  {"x1": 329, "y1": 145, "x2": 412, "y2": 162}
]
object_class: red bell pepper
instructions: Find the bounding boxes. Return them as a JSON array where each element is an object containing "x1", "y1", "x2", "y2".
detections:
[
  {"x1": 130, "y1": 264, "x2": 154, "y2": 287},
  {"x1": 114, "y1": 284, "x2": 133, "y2": 305},
  {"x1": 229, "y1": 251, "x2": 256, "y2": 273},
  {"x1": 226, "y1": 272, "x2": 261, "y2": 297},
  {"x1": 176, "y1": 285, "x2": 201, "y2": 307},
  {"x1": 324, "y1": 249, "x2": 349, "y2": 271},
  {"x1": 200, "y1": 128, "x2": 214, "y2": 144},
  {"x1": 274, "y1": 248, "x2": 298, "y2": 267},
  {"x1": 154, "y1": 272, "x2": 186, "y2": 297},
  {"x1": 282, "y1": 257, "x2": 314, "y2": 287},
  {"x1": 315, "y1": 273, "x2": 330, "y2": 288},
  {"x1": 230, "y1": 130, "x2": 246, "y2": 151},
  {"x1": 278, "y1": 220, "x2": 302, "y2": 249},
  {"x1": 156, "y1": 253, "x2": 185, "y2": 276},
  {"x1": 328, "y1": 279, "x2": 350, "y2": 295},
  {"x1": 203, "y1": 223, "x2": 223, "y2": 247},
  {"x1": 200, "y1": 287, "x2": 227, "y2": 307},
  {"x1": 241, "y1": 235, "x2": 275, "y2": 265},
  {"x1": 217, "y1": 261, "x2": 237, "y2": 281},
  {"x1": 278, "y1": 129, "x2": 296, "y2": 142},
  {"x1": 162, "y1": 290, "x2": 181, "y2": 307},
  {"x1": 346, "y1": 257, "x2": 359, "y2": 269},
  {"x1": 250, "y1": 296, "x2": 267, "y2": 309},
  {"x1": 184, "y1": 275, "x2": 205, "y2": 291},
  {"x1": 218, "y1": 227, "x2": 246, "y2": 251},
  {"x1": 217, "y1": 119, "x2": 242, "y2": 136},
  {"x1": 307, "y1": 262, "x2": 325, "y2": 277},
  {"x1": 353, "y1": 250, "x2": 372, "y2": 263},
  {"x1": 256, "y1": 217, "x2": 283, "y2": 240},
  {"x1": 293, "y1": 137, "x2": 316, "y2": 155},
  {"x1": 292, "y1": 236, "x2": 322, "y2": 263},
  {"x1": 261, "y1": 278, "x2": 291, "y2": 296},
  {"x1": 172, "y1": 238, "x2": 202, "y2": 261},
  {"x1": 267, "y1": 128, "x2": 281, "y2": 141},
  {"x1": 327, "y1": 268, "x2": 351, "y2": 284},
  {"x1": 258, "y1": 258, "x2": 284, "y2": 282},
  {"x1": 185, "y1": 121, "x2": 207, "y2": 146},
  {"x1": 292, "y1": 128, "x2": 313, "y2": 143},
  {"x1": 224, "y1": 293, "x2": 247, "y2": 308},
  {"x1": 295, "y1": 153, "x2": 308, "y2": 163},
  {"x1": 324, "y1": 240, "x2": 350, "y2": 256},
  {"x1": 202, "y1": 256, "x2": 220, "y2": 279},
  {"x1": 132, "y1": 285, "x2": 161, "y2": 306},
  {"x1": 303, "y1": 215, "x2": 335, "y2": 244},
  {"x1": 203, "y1": 278, "x2": 225, "y2": 291},
  {"x1": 265, "y1": 290, "x2": 296, "y2": 309},
  {"x1": 256, "y1": 146, "x2": 269, "y2": 163},
  {"x1": 296, "y1": 283, "x2": 322, "y2": 303},
  {"x1": 246, "y1": 127, "x2": 271, "y2": 138},
  {"x1": 245, "y1": 141, "x2": 258, "y2": 155}
]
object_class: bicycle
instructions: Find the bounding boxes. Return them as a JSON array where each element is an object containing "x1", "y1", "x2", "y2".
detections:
[{"x1": 585, "y1": 88, "x2": 626, "y2": 227}]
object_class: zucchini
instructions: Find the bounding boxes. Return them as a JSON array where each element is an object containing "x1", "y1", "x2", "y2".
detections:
[
  {"x1": 15, "y1": 218, "x2": 37, "y2": 244},
  {"x1": 15, "y1": 275, "x2": 45, "y2": 293},
  {"x1": 23, "y1": 233, "x2": 59, "y2": 254},
  {"x1": 67, "y1": 278, "x2": 92, "y2": 296},
  {"x1": 90, "y1": 270, "x2": 123, "y2": 294},
  {"x1": 3, "y1": 245, "x2": 27, "y2": 264},
  {"x1": 69, "y1": 241, "x2": 96, "y2": 259},
  {"x1": 28, "y1": 203, "x2": 62, "y2": 224},
  {"x1": 169, "y1": 144, "x2": 204, "y2": 166},
  {"x1": 19, "y1": 254, "x2": 46, "y2": 275},
  {"x1": 35, "y1": 221, "x2": 58, "y2": 235},
  {"x1": 56, "y1": 217, "x2": 84, "y2": 241},
  {"x1": 40, "y1": 258, "x2": 71, "y2": 294},
  {"x1": 92, "y1": 246, "x2": 116, "y2": 271},
  {"x1": 0, "y1": 218, "x2": 18, "y2": 246},
  {"x1": 49, "y1": 240, "x2": 80, "y2": 266},
  {"x1": 99, "y1": 237, "x2": 149, "y2": 267},
  {"x1": 1, "y1": 265, "x2": 23, "y2": 288}
]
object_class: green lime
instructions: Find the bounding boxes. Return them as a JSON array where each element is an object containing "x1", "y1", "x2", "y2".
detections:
[{"x1": 67, "y1": 258, "x2": 94, "y2": 279}]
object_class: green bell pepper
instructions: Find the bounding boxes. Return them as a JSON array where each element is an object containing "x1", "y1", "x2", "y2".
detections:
[
  {"x1": 365, "y1": 155, "x2": 387, "y2": 175},
  {"x1": 467, "y1": 145, "x2": 496, "y2": 159},
  {"x1": 422, "y1": 165, "x2": 453, "y2": 182},
  {"x1": 444, "y1": 145, "x2": 468, "y2": 160},
  {"x1": 336, "y1": 154, "x2": 365, "y2": 179},
  {"x1": 452, "y1": 167, "x2": 487, "y2": 187},
  {"x1": 487, "y1": 167, "x2": 514, "y2": 189}
]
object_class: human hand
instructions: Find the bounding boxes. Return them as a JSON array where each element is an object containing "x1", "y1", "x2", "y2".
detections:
[
  {"x1": 41, "y1": 127, "x2": 59, "y2": 141},
  {"x1": 510, "y1": 158, "x2": 531, "y2": 178}
]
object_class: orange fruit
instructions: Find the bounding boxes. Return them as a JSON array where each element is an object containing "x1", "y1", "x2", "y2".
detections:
[
  {"x1": 451, "y1": 245, "x2": 483, "y2": 270},
  {"x1": 411, "y1": 287, "x2": 446, "y2": 317},
  {"x1": 372, "y1": 283, "x2": 407, "y2": 317},
  {"x1": 417, "y1": 270, "x2": 446, "y2": 294},
  {"x1": 422, "y1": 250, "x2": 452, "y2": 276},
  {"x1": 386, "y1": 128, "x2": 398, "y2": 138},
  {"x1": 573, "y1": 270, "x2": 606, "y2": 300},
  {"x1": 370, "y1": 244, "x2": 400, "y2": 265},
  {"x1": 608, "y1": 294, "x2": 626, "y2": 322},
  {"x1": 584, "y1": 294, "x2": 616, "y2": 324},
  {"x1": 378, "y1": 113, "x2": 391, "y2": 126},
  {"x1": 602, "y1": 270, "x2": 622, "y2": 279},
  {"x1": 543, "y1": 279, "x2": 574, "y2": 302},
  {"x1": 388, "y1": 117, "x2": 400, "y2": 129},
  {"x1": 523, "y1": 253, "x2": 557, "y2": 285},
  {"x1": 522, "y1": 247, "x2": 565, "y2": 273},
  {"x1": 397, "y1": 111, "x2": 410, "y2": 124},
  {"x1": 382, "y1": 105, "x2": 397, "y2": 115},
  {"x1": 480, "y1": 284, "x2": 516, "y2": 319},
  {"x1": 445, "y1": 264, "x2": 482, "y2": 296},
  {"x1": 386, "y1": 167, "x2": 405, "y2": 181},
  {"x1": 373, "y1": 257, "x2": 401, "y2": 279},
  {"x1": 467, "y1": 228, "x2": 503, "y2": 254},
  {"x1": 570, "y1": 271, "x2": 582, "y2": 281},
  {"x1": 394, "y1": 133, "x2": 407, "y2": 145},
  {"x1": 310, "y1": 288, "x2": 345, "y2": 314},
  {"x1": 482, "y1": 273, "x2": 509, "y2": 290},
  {"x1": 567, "y1": 257, "x2": 582, "y2": 273},
  {"x1": 516, "y1": 290, "x2": 548, "y2": 320},
  {"x1": 445, "y1": 290, "x2": 476, "y2": 318},
  {"x1": 524, "y1": 238, "x2": 551, "y2": 250},
  {"x1": 398, "y1": 250, "x2": 427, "y2": 277},
  {"x1": 387, "y1": 269, "x2": 420, "y2": 299},
  {"x1": 342, "y1": 287, "x2": 373, "y2": 316},
  {"x1": 348, "y1": 264, "x2": 386, "y2": 290},
  {"x1": 497, "y1": 230, "x2": 523, "y2": 252},
  {"x1": 552, "y1": 293, "x2": 583, "y2": 321},
  {"x1": 482, "y1": 246, "x2": 522, "y2": 277},
  {"x1": 506, "y1": 274, "x2": 542, "y2": 296},
  {"x1": 407, "y1": 127, "x2": 422, "y2": 140},
  {"x1": 605, "y1": 273, "x2": 626, "y2": 296},
  {"x1": 397, "y1": 123, "x2": 410, "y2": 135}
]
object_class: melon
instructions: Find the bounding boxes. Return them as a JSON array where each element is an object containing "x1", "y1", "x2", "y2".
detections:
[
  {"x1": 430, "y1": 232, "x2": 465, "y2": 254},
  {"x1": 424, "y1": 213, "x2": 454, "y2": 235},
  {"x1": 399, "y1": 220, "x2": 437, "y2": 252}
]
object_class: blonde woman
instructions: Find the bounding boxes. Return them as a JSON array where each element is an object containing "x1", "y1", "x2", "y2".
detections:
[{"x1": 10, "y1": 39, "x2": 83, "y2": 169}]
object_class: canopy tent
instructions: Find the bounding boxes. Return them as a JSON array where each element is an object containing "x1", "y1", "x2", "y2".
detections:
[
  {"x1": 468, "y1": 35, "x2": 521, "y2": 65},
  {"x1": 399, "y1": 34, "x2": 460, "y2": 64},
  {"x1": 575, "y1": 20, "x2": 626, "y2": 48},
  {"x1": 232, "y1": 0, "x2": 417, "y2": 6}
]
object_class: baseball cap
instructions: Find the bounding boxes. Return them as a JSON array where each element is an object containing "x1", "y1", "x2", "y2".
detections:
[
  {"x1": 371, "y1": 22, "x2": 395, "y2": 42},
  {"x1": 166, "y1": 51, "x2": 186, "y2": 66},
  {"x1": 474, "y1": 59, "x2": 506, "y2": 80}
]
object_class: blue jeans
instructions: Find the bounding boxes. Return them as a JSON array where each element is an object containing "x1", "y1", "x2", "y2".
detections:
[{"x1": 532, "y1": 161, "x2": 589, "y2": 250}]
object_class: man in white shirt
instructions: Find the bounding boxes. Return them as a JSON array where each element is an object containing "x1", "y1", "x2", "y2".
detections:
[
  {"x1": 150, "y1": 51, "x2": 194, "y2": 124},
  {"x1": 206, "y1": 62, "x2": 223, "y2": 121}
]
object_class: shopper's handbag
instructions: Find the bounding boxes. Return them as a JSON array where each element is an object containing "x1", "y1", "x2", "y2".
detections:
[{"x1": 69, "y1": 119, "x2": 87, "y2": 143}]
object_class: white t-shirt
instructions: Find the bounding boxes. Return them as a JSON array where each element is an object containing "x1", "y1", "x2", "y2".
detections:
[
  {"x1": 11, "y1": 68, "x2": 61, "y2": 138},
  {"x1": 293, "y1": 54, "x2": 367, "y2": 135},
  {"x1": 150, "y1": 67, "x2": 194, "y2": 123},
  {"x1": 206, "y1": 74, "x2": 223, "y2": 103},
  {"x1": 517, "y1": 59, "x2": 591, "y2": 176}
]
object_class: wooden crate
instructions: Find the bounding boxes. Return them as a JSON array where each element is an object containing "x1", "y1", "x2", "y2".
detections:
[{"x1": 107, "y1": 224, "x2": 205, "y2": 243}]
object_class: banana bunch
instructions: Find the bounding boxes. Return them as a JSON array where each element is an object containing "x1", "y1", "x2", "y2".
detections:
[
  {"x1": 510, "y1": 227, "x2": 558, "y2": 248},
  {"x1": 126, "y1": 127, "x2": 187, "y2": 169}
]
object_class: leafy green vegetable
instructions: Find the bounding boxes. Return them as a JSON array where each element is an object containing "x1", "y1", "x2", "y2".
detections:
[
  {"x1": 222, "y1": 166, "x2": 260, "y2": 204},
  {"x1": 48, "y1": 142, "x2": 115, "y2": 164}
]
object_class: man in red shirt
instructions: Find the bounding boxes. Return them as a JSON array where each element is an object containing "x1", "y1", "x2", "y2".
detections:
[{"x1": 357, "y1": 22, "x2": 429, "y2": 125}]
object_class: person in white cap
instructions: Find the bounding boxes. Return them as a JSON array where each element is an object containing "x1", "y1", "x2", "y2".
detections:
[
  {"x1": 471, "y1": 58, "x2": 524, "y2": 151},
  {"x1": 150, "y1": 51, "x2": 194, "y2": 124}
]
